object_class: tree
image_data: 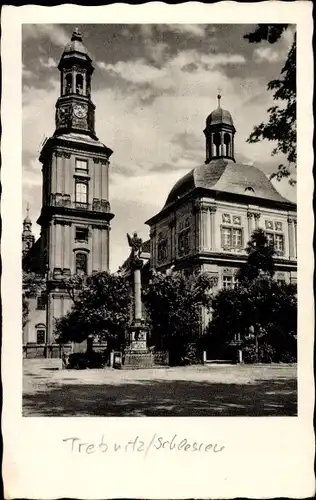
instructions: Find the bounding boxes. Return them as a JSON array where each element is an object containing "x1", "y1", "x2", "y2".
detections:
[
  {"x1": 244, "y1": 24, "x2": 296, "y2": 184},
  {"x1": 22, "y1": 271, "x2": 45, "y2": 329},
  {"x1": 55, "y1": 271, "x2": 131, "y2": 349},
  {"x1": 237, "y1": 228, "x2": 275, "y2": 282},
  {"x1": 208, "y1": 276, "x2": 297, "y2": 362},
  {"x1": 61, "y1": 272, "x2": 85, "y2": 304},
  {"x1": 142, "y1": 270, "x2": 216, "y2": 365}
]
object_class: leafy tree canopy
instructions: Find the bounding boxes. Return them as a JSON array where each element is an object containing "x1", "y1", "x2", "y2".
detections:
[
  {"x1": 55, "y1": 271, "x2": 131, "y2": 348},
  {"x1": 237, "y1": 228, "x2": 275, "y2": 282},
  {"x1": 209, "y1": 276, "x2": 297, "y2": 353},
  {"x1": 244, "y1": 24, "x2": 296, "y2": 184},
  {"x1": 142, "y1": 270, "x2": 216, "y2": 361},
  {"x1": 22, "y1": 271, "x2": 45, "y2": 298}
]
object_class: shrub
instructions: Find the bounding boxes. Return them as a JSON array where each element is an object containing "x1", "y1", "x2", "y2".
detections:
[
  {"x1": 67, "y1": 351, "x2": 107, "y2": 369},
  {"x1": 280, "y1": 351, "x2": 297, "y2": 363},
  {"x1": 259, "y1": 342, "x2": 276, "y2": 363},
  {"x1": 243, "y1": 343, "x2": 275, "y2": 364},
  {"x1": 243, "y1": 344, "x2": 257, "y2": 364},
  {"x1": 180, "y1": 343, "x2": 201, "y2": 366}
]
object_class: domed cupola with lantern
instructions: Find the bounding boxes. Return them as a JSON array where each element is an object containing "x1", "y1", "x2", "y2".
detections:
[{"x1": 204, "y1": 93, "x2": 236, "y2": 163}]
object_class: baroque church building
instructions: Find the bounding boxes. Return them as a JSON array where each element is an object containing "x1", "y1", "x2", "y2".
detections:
[
  {"x1": 23, "y1": 29, "x2": 114, "y2": 354},
  {"x1": 23, "y1": 30, "x2": 297, "y2": 357},
  {"x1": 145, "y1": 95, "x2": 297, "y2": 309}
]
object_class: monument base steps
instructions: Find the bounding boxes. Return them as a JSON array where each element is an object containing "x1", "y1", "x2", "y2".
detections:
[{"x1": 122, "y1": 350, "x2": 155, "y2": 369}]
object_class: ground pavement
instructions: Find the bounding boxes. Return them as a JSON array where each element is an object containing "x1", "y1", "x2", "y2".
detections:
[{"x1": 23, "y1": 359, "x2": 297, "y2": 417}]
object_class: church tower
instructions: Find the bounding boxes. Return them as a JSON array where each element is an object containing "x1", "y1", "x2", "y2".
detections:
[
  {"x1": 22, "y1": 205, "x2": 35, "y2": 256},
  {"x1": 38, "y1": 29, "x2": 114, "y2": 346},
  {"x1": 204, "y1": 94, "x2": 236, "y2": 163}
]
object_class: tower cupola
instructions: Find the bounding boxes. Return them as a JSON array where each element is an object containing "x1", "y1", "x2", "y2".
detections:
[
  {"x1": 54, "y1": 28, "x2": 96, "y2": 138},
  {"x1": 204, "y1": 94, "x2": 236, "y2": 163}
]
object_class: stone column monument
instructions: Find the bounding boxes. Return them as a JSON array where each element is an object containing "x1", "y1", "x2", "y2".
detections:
[{"x1": 124, "y1": 232, "x2": 153, "y2": 368}]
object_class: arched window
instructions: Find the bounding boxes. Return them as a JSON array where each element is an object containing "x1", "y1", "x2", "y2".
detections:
[
  {"x1": 75, "y1": 182, "x2": 88, "y2": 205},
  {"x1": 35, "y1": 324, "x2": 46, "y2": 344},
  {"x1": 76, "y1": 74, "x2": 84, "y2": 95},
  {"x1": 213, "y1": 132, "x2": 221, "y2": 157},
  {"x1": 65, "y1": 73, "x2": 72, "y2": 94},
  {"x1": 75, "y1": 252, "x2": 88, "y2": 275},
  {"x1": 224, "y1": 133, "x2": 231, "y2": 156}
]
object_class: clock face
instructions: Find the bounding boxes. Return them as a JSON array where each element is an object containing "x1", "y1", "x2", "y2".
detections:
[{"x1": 73, "y1": 105, "x2": 87, "y2": 119}]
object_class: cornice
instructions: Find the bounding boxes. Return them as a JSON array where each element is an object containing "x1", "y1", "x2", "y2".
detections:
[
  {"x1": 37, "y1": 205, "x2": 114, "y2": 226},
  {"x1": 39, "y1": 136, "x2": 113, "y2": 162}
]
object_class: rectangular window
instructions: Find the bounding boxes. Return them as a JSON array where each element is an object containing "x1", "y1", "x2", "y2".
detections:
[
  {"x1": 37, "y1": 330, "x2": 45, "y2": 344},
  {"x1": 36, "y1": 294, "x2": 46, "y2": 310},
  {"x1": 75, "y1": 181, "x2": 88, "y2": 205},
  {"x1": 223, "y1": 275, "x2": 239, "y2": 289},
  {"x1": 76, "y1": 159, "x2": 88, "y2": 173},
  {"x1": 178, "y1": 228, "x2": 191, "y2": 257},
  {"x1": 275, "y1": 234, "x2": 284, "y2": 253},
  {"x1": 232, "y1": 228, "x2": 242, "y2": 248},
  {"x1": 157, "y1": 240, "x2": 168, "y2": 263},
  {"x1": 266, "y1": 232, "x2": 274, "y2": 246},
  {"x1": 75, "y1": 252, "x2": 88, "y2": 274},
  {"x1": 265, "y1": 232, "x2": 284, "y2": 254},
  {"x1": 222, "y1": 227, "x2": 231, "y2": 248},
  {"x1": 223, "y1": 276, "x2": 233, "y2": 289},
  {"x1": 75, "y1": 227, "x2": 89, "y2": 243},
  {"x1": 221, "y1": 227, "x2": 243, "y2": 250}
]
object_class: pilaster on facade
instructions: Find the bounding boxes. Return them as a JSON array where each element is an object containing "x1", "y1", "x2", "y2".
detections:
[
  {"x1": 247, "y1": 210, "x2": 261, "y2": 234},
  {"x1": 293, "y1": 219, "x2": 297, "y2": 260},
  {"x1": 149, "y1": 227, "x2": 156, "y2": 269},
  {"x1": 193, "y1": 200, "x2": 217, "y2": 253},
  {"x1": 168, "y1": 219, "x2": 176, "y2": 262},
  {"x1": 287, "y1": 216, "x2": 297, "y2": 261}
]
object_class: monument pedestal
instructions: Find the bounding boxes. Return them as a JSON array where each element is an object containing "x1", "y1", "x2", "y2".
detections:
[{"x1": 122, "y1": 319, "x2": 154, "y2": 369}]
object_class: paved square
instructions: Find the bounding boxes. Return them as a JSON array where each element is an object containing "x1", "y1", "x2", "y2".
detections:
[{"x1": 23, "y1": 359, "x2": 297, "y2": 417}]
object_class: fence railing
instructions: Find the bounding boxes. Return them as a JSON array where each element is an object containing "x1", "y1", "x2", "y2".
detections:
[
  {"x1": 49, "y1": 195, "x2": 110, "y2": 213},
  {"x1": 23, "y1": 343, "x2": 108, "y2": 359}
]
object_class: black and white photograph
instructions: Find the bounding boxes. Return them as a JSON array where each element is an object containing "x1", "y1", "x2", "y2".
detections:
[
  {"x1": 22, "y1": 21, "x2": 298, "y2": 417},
  {"x1": 1, "y1": 3, "x2": 314, "y2": 499}
]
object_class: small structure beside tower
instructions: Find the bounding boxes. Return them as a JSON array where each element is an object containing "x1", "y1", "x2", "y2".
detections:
[{"x1": 22, "y1": 205, "x2": 35, "y2": 256}]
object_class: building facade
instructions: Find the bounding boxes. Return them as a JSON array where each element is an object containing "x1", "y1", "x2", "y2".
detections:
[
  {"x1": 145, "y1": 96, "x2": 297, "y2": 326},
  {"x1": 23, "y1": 29, "x2": 114, "y2": 352}
]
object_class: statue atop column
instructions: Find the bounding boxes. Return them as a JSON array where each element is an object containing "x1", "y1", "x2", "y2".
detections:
[
  {"x1": 123, "y1": 230, "x2": 152, "y2": 368},
  {"x1": 127, "y1": 232, "x2": 143, "y2": 267}
]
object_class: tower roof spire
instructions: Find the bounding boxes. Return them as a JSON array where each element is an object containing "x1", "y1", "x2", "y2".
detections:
[
  {"x1": 217, "y1": 88, "x2": 222, "y2": 109},
  {"x1": 71, "y1": 27, "x2": 83, "y2": 42},
  {"x1": 24, "y1": 203, "x2": 31, "y2": 224}
]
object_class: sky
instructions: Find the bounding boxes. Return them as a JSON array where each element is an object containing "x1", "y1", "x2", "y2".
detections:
[{"x1": 22, "y1": 23, "x2": 296, "y2": 271}]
